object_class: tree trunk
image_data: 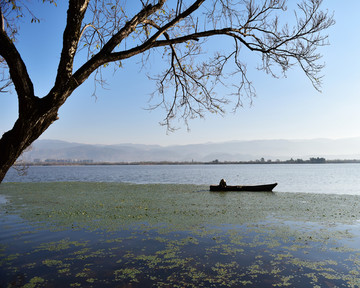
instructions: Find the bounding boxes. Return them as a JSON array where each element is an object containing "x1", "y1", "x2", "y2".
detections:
[{"x1": 0, "y1": 101, "x2": 59, "y2": 183}]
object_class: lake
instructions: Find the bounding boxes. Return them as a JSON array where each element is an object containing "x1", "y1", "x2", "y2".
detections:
[
  {"x1": 1, "y1": 164, "x2": 360, "y2": 287},
  {"x1": 4, "y1": 163, "x2": 360, "y2": 194}
]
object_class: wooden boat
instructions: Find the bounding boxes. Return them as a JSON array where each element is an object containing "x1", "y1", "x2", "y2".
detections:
[{"x1": 210, "y1": 183, "x2": 277, "y2": 192}]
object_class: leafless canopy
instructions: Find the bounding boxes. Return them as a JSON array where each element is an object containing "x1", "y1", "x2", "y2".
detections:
[
  {"x1": 0, "y1": 0, "x2": 334, "y2": 182},
  {"x1": 1, "y1": 0, "x2": 334, "y2": 128}
]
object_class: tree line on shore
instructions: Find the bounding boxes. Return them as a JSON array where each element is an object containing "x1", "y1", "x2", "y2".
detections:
[
  {"x1": 209, "y1": 157, "x2": 355, "y2": 164},
  {"x1": 14, "y1": 157, "x2": 360, "y2": 166}
]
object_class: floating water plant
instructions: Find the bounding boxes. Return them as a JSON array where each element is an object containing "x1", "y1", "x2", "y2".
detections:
[{"x1": 1, "y1": 182, "x2": 360, "y2": 287}]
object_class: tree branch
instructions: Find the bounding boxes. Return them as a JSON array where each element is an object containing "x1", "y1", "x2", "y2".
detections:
[
  {"x1": 0, "y1": 8, "x2": 35, "y2": 114},
  {"x1": 101, "y1": 0, "x2": 166, "y2": 54},
  {"x1": 54, "y1": 0, "x2": 90, "y2": 90},
  {"x1": 141, "y1": 0, "x2": 205, "y2": 47},
  {"x1": 56, "y1": 0, "x2": 167, "y2": 101}
]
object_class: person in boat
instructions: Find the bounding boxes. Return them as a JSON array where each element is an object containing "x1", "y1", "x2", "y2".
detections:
[{"x1": 219, "y1": 179, "x2": 227, "y2": 187}]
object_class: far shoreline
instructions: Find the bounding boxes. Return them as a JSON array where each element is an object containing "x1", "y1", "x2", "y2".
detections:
[{"x1": 14, "y1": 158, "x2": 360, "y2": 166}]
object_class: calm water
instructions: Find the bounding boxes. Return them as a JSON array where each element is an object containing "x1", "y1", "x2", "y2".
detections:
[
  {"x1": 2, "y1": 169, "x2": 360, "y2": 286},
  {"x1": 4, "y1": 163, "x2": 360, "y2": 194}
]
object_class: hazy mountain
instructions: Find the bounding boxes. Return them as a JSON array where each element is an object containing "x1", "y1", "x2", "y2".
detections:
[{"x1": 23, "y1": 138, "x2": 360, "y2": 162}]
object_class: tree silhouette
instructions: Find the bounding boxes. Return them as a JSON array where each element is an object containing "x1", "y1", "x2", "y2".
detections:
[{"x1": 0, "y1": 0, "x2": 334, "y2": 182}]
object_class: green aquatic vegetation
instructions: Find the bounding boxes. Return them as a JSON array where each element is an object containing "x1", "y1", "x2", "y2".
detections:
[
  {"x1": 78, "y1": 248, "x2": 107, "y2": 260},
  {"x1": 304, "y1": 272, "x2": 319, "y2": 285},
  {"x1": 246, "y1": 263, "x2": 269, "y2": 276},
  {"x1": 42, "y1": 259, "x2": 65, "y2": 267},
  {"x1": 34, "y1": 239, "x2": 88, "y2": 252},
  {"x1": 346, "y1": 278, "x2": 360, "y2": 288},
  {"x1": 114, "y1": 268, "x2": 141, "y2": 283},
  {"x1": 22, "y1": 276, "x2": 45, "y2": 288},
  {"x1": 131, "y1": 239, "x2": 196, "y2": 272},
  {"x1": 247, "y1": 236, "x2": 282, "y2": 249},
  {"x1": 2, "y1": 183, "x2": 360, "y2": 287},
  {"x1": 347, "y1": 255, "x2": 360, "y2": 268},
  {"x1": 162, "y1": 257, "x2": 191, "y2": 270},
  {"x1": 228, "y1": 233, "x2": 244, "y2": 245},
  {"x1": 178, "y1": 236, "x2": 199, "y2": 246},
  {"x1": 58, "y1": 267, "x2": 71, "y2": 274},
  {"x1": 104, "y1": 237, "x2": 123, "y2": 244},
  {"x1": 319, "y1": 272, "x2": 343, "y2": 280},
  {"x1": 186, "y1": 266, "x2": 207, "y2": 281},
  {"x1": 135, "y1": 254, "x2": 163, "y2": 268},
  {"x1": 270, "y1": 267, "x2": 283, "y2": 275},
  {"x1": 210, "y1": 262, "x2": 241, "y2": 286},
  {"x1": 219, "y1": 243, "x2": 244, "y2": 256},
  {"x1": 23, "y1": 262, "x2": 37, "y2": 269},
  {"x1": 239, "y1": 280, "x2": 253, "y2": 285},
  {"x1": 72, "y1": 247, "x2": 91, "y2": 256},
  {"x1": 2, "y1": 182, "x2": 360, "y2": 233},
  {"x1": 156, "y1": 248, "x2": 179, "y2": 259},
  {"x1": 349, "y1": 270, "x2": 360, "y2": 276},
  {"x1": 124, "y1": 251, "x2": 136, "y2": 259},
  {"x1": 273, "y1": 252, "x2": 293, "y2": 261},
  {"x1": 326, "y1": 259, "x2": 338, "y2": 266},
  {"x1": 288, "y1": 258, "x2": 339, "y2": 274},
  {"x1": 153, "y1": 236, "x2": 170, "y2": 243},
  {"x1": 283, "y1": 243, "x2": 309, "y2": 251},
  {"x1": 330, "y1": 246, "x2": 358, "y2": 253},
  {"x1": 75, "y1": 272, "x2": 88, "y2": 278},
  {"x1": 1, "y1": 224, "x2": 360, "y2": 287},
  {"x1": 205, "y1": 244, "x2": 222, "y2": 254},
  {"x1": 272, "y1": 275, "x2": 294, "y2": 287},
  {"x1": 3, "y1": 252, "x2": 20, "y2": 262}
]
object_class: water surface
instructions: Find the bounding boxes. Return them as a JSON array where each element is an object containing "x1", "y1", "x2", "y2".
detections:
[
  {"x1": 4, "y1": 163, "x2": 360, "y2": 194},
  {"x1": 1, "y1": 182, "x2": 360, "y2": 287}
]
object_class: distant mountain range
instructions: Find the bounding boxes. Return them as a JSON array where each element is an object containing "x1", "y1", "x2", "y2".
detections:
[{"x1": 21, "y1": 138, "x2": 360, "y2": 163}]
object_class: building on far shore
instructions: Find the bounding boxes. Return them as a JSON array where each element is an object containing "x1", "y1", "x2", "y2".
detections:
[{"x1": 40, "y1": 159, "x2": 93, "y2": 164}]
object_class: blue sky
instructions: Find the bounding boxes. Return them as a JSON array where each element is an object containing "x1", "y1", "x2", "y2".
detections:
[{"x1": 1, "y1": 1, "x2": 360, "y2": 146}]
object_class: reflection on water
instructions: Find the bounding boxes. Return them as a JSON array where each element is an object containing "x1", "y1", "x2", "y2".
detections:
[{"x1": 1, "y1": 183, "x2": 360, "y2": 287}]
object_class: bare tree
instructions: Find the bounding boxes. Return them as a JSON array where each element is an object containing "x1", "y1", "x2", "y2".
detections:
[{"x1": 0, "y1": 0, "x2": 334, "y2": 183}]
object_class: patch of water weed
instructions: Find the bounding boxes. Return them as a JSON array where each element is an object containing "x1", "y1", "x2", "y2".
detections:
[
  {"x1": 1, "y1": 182, "x2": 360, "y2": 287},
  {"x1": 34, "y1": 238, "x2": 88, "y2": 252},
  {"x1": 22, "y1": 276, "x2": 45, "y2": 288},
  {"x1": 2, "y1": 182, "x2": 360, "y2": 231},
  {"x1": 114, "y1": 267, "x2": 141, "y2": 283}
]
